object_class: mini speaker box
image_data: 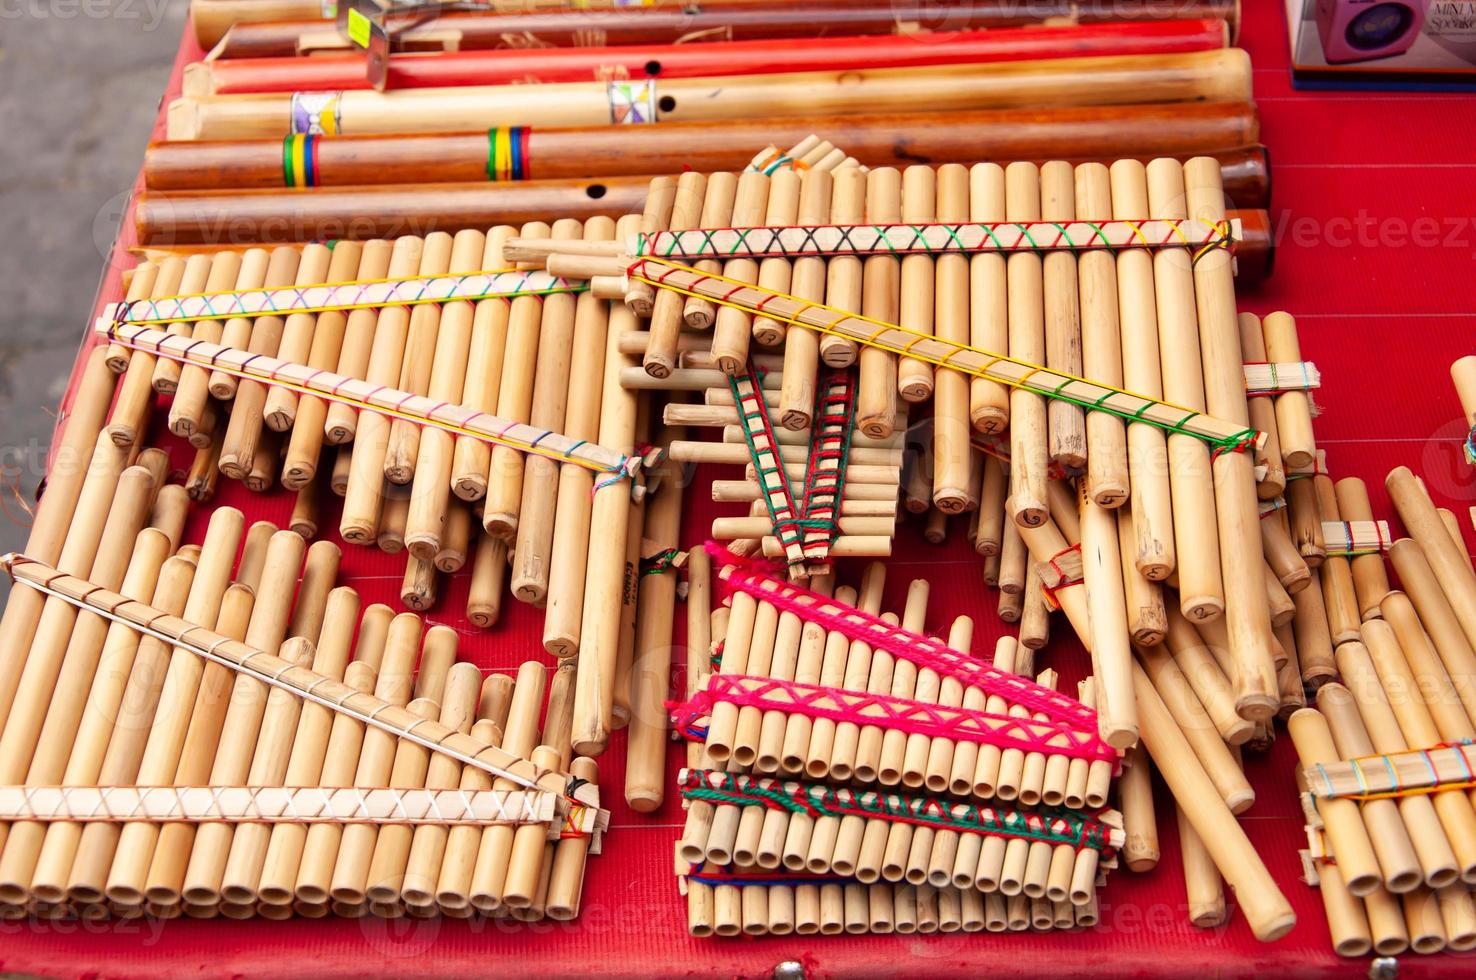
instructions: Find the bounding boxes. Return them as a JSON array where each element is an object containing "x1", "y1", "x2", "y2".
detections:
[{"x1": 1316, "y1": 0, "x2": 1426, "y2": 63}]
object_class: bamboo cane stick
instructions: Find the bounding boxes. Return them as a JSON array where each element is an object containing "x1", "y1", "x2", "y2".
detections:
[
  {"x1": 626, "y1": 462, "x2": 683, "y2": 811},
  {"x1": 107, "y1": 258, "x2": 186, "y2": 448},
  {"x1": 680, "y1": 172, "x2": 737, "y2": 333},
  {"x1": 1236, "y1": 312, "x2": 1285, "y2": 498},
  {"x1": 777, "y1": 169, "x2": 835, "y2": 428}
]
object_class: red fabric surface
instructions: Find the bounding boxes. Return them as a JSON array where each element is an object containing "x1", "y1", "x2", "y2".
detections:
[{"x1": 11, "y1": 2, "x2": 1476, "y2": 975}]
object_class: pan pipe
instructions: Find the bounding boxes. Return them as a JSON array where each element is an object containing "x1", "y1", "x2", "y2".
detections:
[
  {"x1": 675, "y1": 769, "x2": 1121, "y2": 899},
  {"x1": 681, "y1": 869, "x2": 1100, "y2": 937},
  {"x1": 0, "y1": 531, "x2": 605, "y2": 920}
]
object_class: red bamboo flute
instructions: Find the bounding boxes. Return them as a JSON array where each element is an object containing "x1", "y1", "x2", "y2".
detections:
[
  {"x1": 143, "y1": 102, "x2": 1260, "y2": 191},
  {"x1": 202, "y1": 0, "x2": 1241, "y2": 57},
  {"x1": 186, "y1": 21, "x2": 1228, "y2": 96}
]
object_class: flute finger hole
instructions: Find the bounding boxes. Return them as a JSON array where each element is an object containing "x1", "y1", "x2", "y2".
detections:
[{"x1": 658, "y1": 95, "x2": 677, "y2": 113}]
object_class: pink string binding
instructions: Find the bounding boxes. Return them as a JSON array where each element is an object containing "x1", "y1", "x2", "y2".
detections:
[
  {"x1": 704, "y1": 542, "x2": 1105, "y2": 739},
  {"x1": 671, "y1": 674, "x2": 1117, "y2": 765}
]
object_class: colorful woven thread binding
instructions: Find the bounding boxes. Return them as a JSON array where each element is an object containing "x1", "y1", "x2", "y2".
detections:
[
  {"x1": 678, "y1": 769, "x2": 1118, "y2": 855},
  {"x1": 282, "y1": 133, "x2": 320, "y2": 188},
  {"x1": 488, "y1": 126, "x2": 530, "y2": 181},
  {"x1": 726, "y1": 364, "x2": 857, "y2": 572},
  {"x1": 98, "y1": 322, "x2": 641, "y2": 485},
  {"x1": 1304, "y1": 739, "x2": 1476, "y2": 802},
  {"x1": 108, "y1": 268, "x2": 582, "y2": 326},
  {"x1": 706, "y1": 543, "x2": 1111, "y2": 741},
  {"x1": 631, "y1": 218, "x2": 1238, "y2": 260},
  {"x1": 625, "y1": 256, "x2": 1261, "y2": 456}
]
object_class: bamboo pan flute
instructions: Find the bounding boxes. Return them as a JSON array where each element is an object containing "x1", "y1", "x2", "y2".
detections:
[
  {"x1": 166, "y1": 49, "x2": 1253, "y2": 141},
  {"x1": 186, "y1": 20, "x2": 1230, "y2": 95},
  {"x1": 197, "y1": 0, "x2": 1241, "y2": 54},
  {"x1": 142, "y1": 101, "x2": 1265, "y2": 198},
  {"x1": 0, "y1": 499, "x2": 605, "y2": 920}
]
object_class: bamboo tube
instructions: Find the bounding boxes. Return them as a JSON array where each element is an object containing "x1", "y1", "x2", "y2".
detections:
[
  {"x1": 215, "y1": 247, "x2": 302, "y2": 476},
  {"x1": 329, "y1": 446, "x2": 350, "y2": 497},
  {"x1": 545, "y1": 755, "x2": 599, "y2": 920},
  {"x1": 434, "y1": 504, "x2": 472, "y2": 573},
  {"x1": 1039, "y1": 160, "x2": 1086, "y2": 470},
  {"x1": 974, "y1": 458, "x2": 1007, "y2": 556},
  {"x1": 1350, "y1": 622, "x2": 1476, "y2": 882},
  {"x1": 337, "y1": 236, "x2": 427, "y2": 543},
  {"x1": 751, "y1": 168, "x2": 802, "y2": 348},
  {"x1": 402, "y1": 229, "x2": 488, "y2": 557},
  {"x1": 820, "y1": 170, "x2": 867, "y2": 376},
  {"x1": 478, "y1": 218, "x2": 549, "y2": 537},
  {"x1": 151, "y1": 530, "x2": 306, "y2": 904},
  {"x1": 500, "y1": 744, "x2": 562, "y2": 910},
  {"x1": 855, "y1": 167, "x2": 901, "y2": 439},
  {"x1": 969, "y1": 637, "x2": 1021, "y2": 804},
  {"x1": 709, "y1": 172, "x2": 769, "y2": 372},
  {"x1": 1262, "y1": 512, "x2": 1311, "y2": 595},
  {"x1": 642, "y1": 172, "x2": 707, "y2": 377},
  {"x1": 382, "y1": 233, "x2": 456, "y2": 485},
  {"x1": 1261, "y1": 312, "x2": 1315, "y2": 470},
  {"x1": 507, "y1": 220, "x2": 584, "y2": 590},
  {"x1": 1161, "y1": 606, "x2": 1251, "y2": 745},
  {"x1": 1438, "y1": 885, "x2": 1476, "y2": 951},
  {"x1": 680, "y1": 172, "x2": 738, "y2": 333},
  {"x1": 1184, "y1": 157, "x2": 1278, "y2": 717},
  {"x1": 1003, "y1": 162, "x2": 1048, "y2": 528},
  {"x1": 1079, "y1": 486, "x2": 1137, "y2": 748},
  {"x1": 1072, "y1": 162, "x2": 1128, "y2": 504},
  {"x1": 1287, "y1": 470, "x2": 1326, "y2": 565},
  {"x1": 611, "y1": 409, "x2": 649, "y2": 727},
  {"x1": 1138, "y1": 670, "x2": 1295, "y2": 940},
  {"x1": 571, "y1": 216, "x2": 646, "y2": 746},
  {"x1": 623, "y1": 176, "x2": 676, "y2": 317},
  {"x1": 920, "y1": 618, "x2": 974, "y2": 879},
  {"x1": 1143, "y1": 160, "x2": 1222, "y2": 617},
  {"x1": 1438, "y1": 509, "x2": 1472, "y2": 573},
  {"x1": 928, "y1": 164, "x2": 973, "y2": 511},
  {"x1": 542, "y1": 215, "x2": 614, "y2": 648},
  {"x1": 1366, "y1": 885, "x2": 1411, "y2": 955},
  {"x1": 895, "y1": 166, "x2": 937, "y2": 403},
  {"x1": 777, "y1": 169, "x2": 835, "y2": 427},
  {"x1": 1118, "y1": 746, "x2": 1158, "y2": 872},
  {"x1": 1292, "y1": 568, "x2": 1339, "y2": 688},
  {"x1": 1119, "y1": 510, "x2": 1167, "y2": 646},
  {"x1": 1137, "y1": 644, "x2": 1252, "y2": 812},
  {"x1": 962, "y1": 163, "x2": 1010, "y2": 433},
  {"x1": 105, "y1": 260, "x2": 157, "y2": 371},
  {"x1": 1106, "y1": 160, "x2": 1174, "y2": 578},
  {"x1": 400, "y1": 554, "x2": 439, "y2": 611},
  {"x1": 467, "y1": 534, "x2": 508, "y2": 629},
  {"x1": 1235, "y1": 312, "x2": 1286, "y2": 498},
  {"x1": 1387, "y1": 540, "x2": 1476, "y2": 727},
  {"x1": 1315, "y1": 475, "x2": 1362, "y2": 645},
  {"x1": 1388, "y1": 467, "x2": 1476, "y2": 655},
  {"x1": 1319, "y1": 858, "x2": 1374, "y2": 956},
  {"x1": 233, "y1": 241, "x2": 330, "y2": 431},
  {"x1": 469, "y1": 660, "x2": 547, "y2": 911},
  {"x1": 445, "y1": 230, "x2": 514, "y2": 500},
  {"x1": 626, "y1": 471, "x2": 683, "y2": 811},
  {"x1": 1179, "y1": 806, "x2": 1226, "y2": 927},
  {"x1": 100, "y1": 508, "x2": 245, "y2": 904},
  {"x1": 107, "y1": 257, "x2": 186, "y2": 447},
  {"x1": 1018, "y1": 566, "x2": 1051, "y2": 651},
  {"x1": 806, "y1": 564, "x2": 886, "y2": 782},
  {"x1": 875, "y1": 581, "x2": 931, "y2": 787}
]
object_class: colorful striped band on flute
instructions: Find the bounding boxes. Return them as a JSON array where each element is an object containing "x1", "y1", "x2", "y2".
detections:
[
  {"x1": 0, "y1": 552, "x2": 607, "y2": 818},
  {"x1": 289, "y1": 90, "x2": 343, "y2": 136},
  {"x1": 607, "y1": 77, "x2": 658, "y2": 124},
  {"x1": 630, "y1": 217, "x2": 1239, "y2": 260},
  {"x1": 678, "y1": 770, "x2": 1121, "y2": 854},
  {"x1": 671, "y1": 673, "x2": 1117, "y2": 763},
  {"x1": 1304, "y1": 739, "x2": 1476, "y2": 802},
  {"x1": 106, "y1": 268, "x2": 583, "y2": 325},
  {"x1": 707, "y1": 543, "x2": 1113, "y2": 744},
  {"x1": 487, "y1": 126, "x2": 531, "y2": 181},
  {"x1": 0, "y1": 786, "x2": 554, "y2": 827},
  {"x1": 97, "y1": 322, "x2": 641, "y2": 483},
  {"x1": 630, "y1": 257, "x2": 1262, "y2": 455},
  {"x1": 282, "y1": 133, "x2": 320, "y2": 188}
]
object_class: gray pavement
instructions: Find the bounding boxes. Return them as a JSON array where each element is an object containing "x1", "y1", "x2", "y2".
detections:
[{"x1": 0, "y1": 0, "x2": 185, "y2": 597}]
